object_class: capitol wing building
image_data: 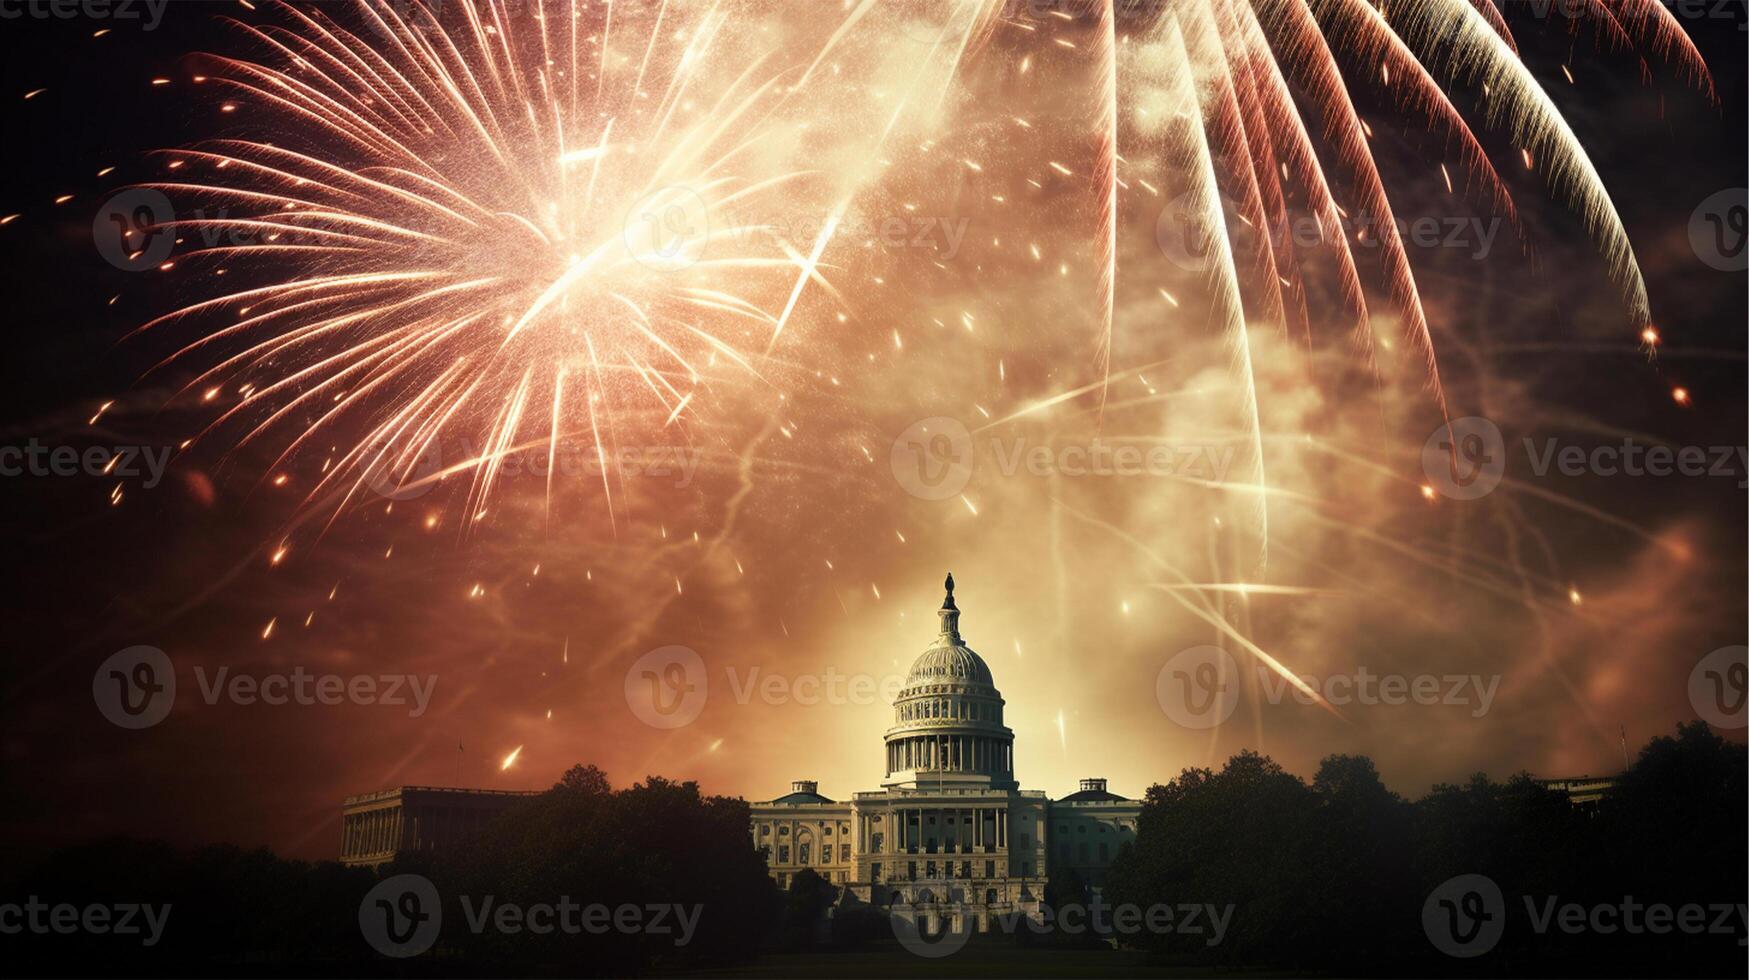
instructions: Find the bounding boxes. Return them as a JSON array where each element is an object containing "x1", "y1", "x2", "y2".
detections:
[{"x1": 749, "y1": 574, "x2": 1140, "y2": 928}]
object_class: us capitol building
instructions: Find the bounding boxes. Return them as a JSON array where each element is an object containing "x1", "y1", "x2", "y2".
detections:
[
  {"x1": 339, "y1": 574, "x2": 1141, "y2": 931},
  {"x1": 748, "y1": 574, "x2": 1141, "y2": 927}
]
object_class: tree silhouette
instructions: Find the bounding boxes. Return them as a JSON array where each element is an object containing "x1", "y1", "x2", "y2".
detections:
[{"x1": 1108, "y1": 724, "x2": 1745, "y2": 976}]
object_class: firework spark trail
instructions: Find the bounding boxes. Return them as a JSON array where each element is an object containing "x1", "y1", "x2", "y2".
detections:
[
  {"x1": 1376, "y1": 0, "x2": 1656, "y2": 328},
  {"x1": 1570, "y1": 0, "x2": 1649, "y2": 74},
  {"x1": 1092, "y1": 0, "x2": 1119, "y2": 419},
  {"x1": 1320, "y1": 0, "x2": 1520, "y2": 227},
  {"x1": 1230, "y1": 2, "x2": 1370, "y2": 343},
  {"x1": 1215, "y1": 0, "x2": 1312, "y2": 348},
  {"x1": 1051, "y1": 498, "x2": 1340, "y2": 716},
  {"x1": 1155, "y1": 15, "x2": 1271, "y2": 577},
  {"x1": 1034, "y1": 0, "x2": 1694, "y2": 459},
  {"x1": 1169, "y1": 0, "x2": 1282, "y2": 340},
  {"x1": 1258, "y1": 0, "x2": 1449, "y2": 418},
  {"x1": 1466, "y1": 0, "x2": 1517, "y2": 53},
  {"x1": 1607, "y1": 0, "x2": 1717, "y2": 99}
]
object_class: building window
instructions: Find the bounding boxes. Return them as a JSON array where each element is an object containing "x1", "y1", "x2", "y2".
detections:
[
  {"x1": 778, "y1": 845, "x2": 790, "y2": 863},
  {"x1": 840, "y1": 843, "x2": 851, "y2": 862},
  {"x1": 760, "y1": 824, "x2": 770, "y2": 836},
  {"x1": 985, "y1": 860, "x2": 995, "y2": 878},
  {"x1": 1099, "y1": 843, "x2": 1109, "y2": 861},
  {"x1": 799, "y1": 842, "x2": 811, "y2": 864},
  {"x1": 1078, "y1": 843, "x2": 1088, "y2": 862},
  {"x1": 908, "y1": 861, "x2": 917, "y2": 880},
  {"x1": 1058, "y1": 843, "x2": 1070, "y2": 862},
  {"x1": 872, "y1": 863, "x2": 882, "y2": 882},
  {"x1": 824, "y1": 825, "x2": 833, "y2": 836},
  {"x1": 779, "y1": 826, "x2": 789, "y2": 836},
  {"x1": 960, "y1": 861, "x2": 971, "y2": 879}
]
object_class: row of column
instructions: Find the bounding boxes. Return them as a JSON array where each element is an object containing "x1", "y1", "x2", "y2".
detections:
[
  {"x1": 866, "y1": 805, "x2": 1008, "y2": 854},
  {"x1": 344, "y1": 807, "x2": 403, "y2": 857},
  {"x1": 886, "y1": 735, "x2": 1012, "y2": 775},
  {"x1": 899, "y1": 698, "x2": 997, "y2": 723}
]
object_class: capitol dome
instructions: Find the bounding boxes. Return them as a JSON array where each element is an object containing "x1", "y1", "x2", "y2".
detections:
[
  {"x1": 900, "y1": 606, "x2": 994, "y2": 689},
  {"x1": 882, "y1": 574, "x2": 1017, "y2": 790}
]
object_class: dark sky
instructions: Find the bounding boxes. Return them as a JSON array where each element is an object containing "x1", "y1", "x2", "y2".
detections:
[{"x1": 0, "y1": 0, "x2": 1743, "y2": 867}]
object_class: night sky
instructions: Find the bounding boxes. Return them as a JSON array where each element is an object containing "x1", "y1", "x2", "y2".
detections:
[{"x1": 0, "y1": 0, "x2": 1743, "y2": 866}]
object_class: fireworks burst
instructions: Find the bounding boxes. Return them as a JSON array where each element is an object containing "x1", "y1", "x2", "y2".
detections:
[
  {"x1": 132, "y1": 0, "x2": 940, "y2": 532},
  {"x1": 1013, "y1": 0, "x2": 1706, "y2": 578},
  {"x1": 98, "y1": 1, "x2": 1713, "y2": 723},
  {"x1": 121, "y1": 0, "x2": 1704, "y2": 546}
]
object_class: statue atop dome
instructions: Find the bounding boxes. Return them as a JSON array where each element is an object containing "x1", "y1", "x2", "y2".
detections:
[{"x1": 938, "y1": 571, "x2": 961, "y2": 640}]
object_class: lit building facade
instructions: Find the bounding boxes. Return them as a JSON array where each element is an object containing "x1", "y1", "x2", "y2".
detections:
[
  {"x1": 340, "y1": 785, "x2": 537, "y2": 867},
  {"x1": 749, "y1": 575, "x2": 1141, "y2": 928}
]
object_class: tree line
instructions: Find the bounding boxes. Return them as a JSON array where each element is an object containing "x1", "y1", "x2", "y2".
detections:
[
  {"x1": 3, "y1": 722, "x2": 1741, "y2": 976},
  {"x1": 1105, "y1": 721, "x2": 1745, "y2": 976}
]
